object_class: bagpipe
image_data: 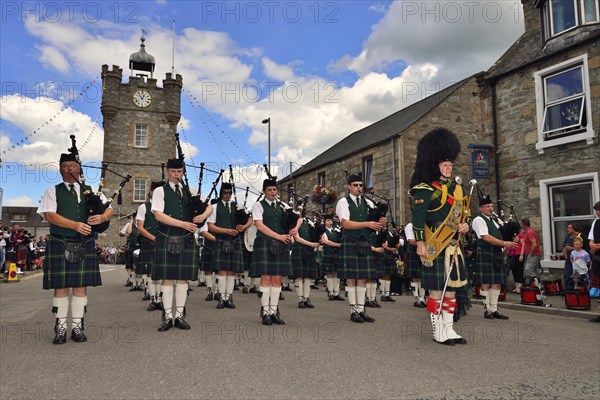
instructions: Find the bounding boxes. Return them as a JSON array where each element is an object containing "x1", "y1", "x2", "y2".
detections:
[
  {"x1": 175, "y1": 133, "x2": 224, "y2": 227},
  {"x1": 229, "y1": 165, "x2": 250, "y2": 226},
  {"x1": 476, "y1": 186, "x2": 521, "y2": 242},
  {"x1": 68, "y1": 135, "x2": 131, "y2": 233},
  {"x1": 291, "y1": 191, "x2": 325, "y2": 243},
  {"x1": 343, "y1": 169, "x2": 387, "y2": 230},
  {"x1": 263, "y1": 164, "x2": 299, "y2": 234}
]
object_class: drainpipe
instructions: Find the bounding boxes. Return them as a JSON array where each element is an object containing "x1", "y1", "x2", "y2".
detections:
[
  {"x1": 391, "y1": 137, "x2": 397, "y2": 223},
  {"x1": 491, "y1": 80, "x2": 501, "y2": 214}
]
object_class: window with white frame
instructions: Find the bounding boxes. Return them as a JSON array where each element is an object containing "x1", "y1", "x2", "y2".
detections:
[
  {"x1": 362, "y1": 156, "x2": 374, "y2": 190},
  {"x1": 542, "y1": 0, "x2": 599, "y2": 39},
  {"x1": 135, "y1": 124, "x2": 148, "y2": 148},
  {"x1": 534, "y1": 55, "x2": 595, "y2": 153},
  {"x1": 540, "y1": 172, "x2": 599, "y2": 258},
  {"x1": 133, "y1": 178, "x2": 147, "y2": 202}
]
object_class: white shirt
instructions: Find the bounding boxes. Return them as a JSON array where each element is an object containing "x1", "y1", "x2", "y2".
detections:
[
  {"x1": 120, "y1": 222, "x2": 132, "y2": 236},
  {"x1": 251, "y1": 198, "x2": 278, "y2": 221},
  {"x1": 404, "y1": 223, "x2": 415, "y2": 241},
  {"x1": 335, "y1": 195, "x2": 374, "y2": 222},
  {"x1": 207, "y1": 200, "x2": 233, "y2": 224},
  {"x1": 37, "y1": 182, "x2": 109, "y2": 217},
  {"x1": 136, "y1": 203, "x2": 148, "y2": 222},
  {"x1": 589, "y1": 219, "x2": 598, "y2": 241},
  {"x1": 472, "y1": 215, "x2": 500, "y2": 239}
]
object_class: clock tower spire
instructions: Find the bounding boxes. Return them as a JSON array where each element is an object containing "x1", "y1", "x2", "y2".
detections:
[{"x1": 100, "y1": 32, "x2": 183, "y2": 243}]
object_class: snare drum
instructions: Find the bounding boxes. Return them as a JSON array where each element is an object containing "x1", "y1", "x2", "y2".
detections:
[{"x1": 244, "y1": 224, "x2": 257, "y2": 252}]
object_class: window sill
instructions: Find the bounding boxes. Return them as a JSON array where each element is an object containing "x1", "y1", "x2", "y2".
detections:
[{"x1": 535, "y1": 129, "x2": 596, "y2": 154}]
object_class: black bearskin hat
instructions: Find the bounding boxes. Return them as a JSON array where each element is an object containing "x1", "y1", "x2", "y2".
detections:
[{"x1": 409, "y1": 127, "x2": 461, "y2": 189}]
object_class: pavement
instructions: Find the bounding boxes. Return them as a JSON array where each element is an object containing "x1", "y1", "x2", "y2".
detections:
[{"x1": 1, "y1": 266, "x2": 599, "y2": 399}]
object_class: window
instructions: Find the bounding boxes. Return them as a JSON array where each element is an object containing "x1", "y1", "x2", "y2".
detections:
[
  {"x1": 534, "y1": 55, "x2": 595, "y2": 153},
  {"x1": 362, "y1": 156, "x2": 374, "y2": 190},
  {"x1": 542, "y1": 0, "x2": 599, "y2": 39},
  {"x1": 10, "y1": 213, "x2": 27, "y2": 222},
  {"x1": 540, "y1": 172, "x2": 599, "y2": 259},
  {"x1": 133, "y1": 179, "x2": 147, "y2": 202},
  {"x1": 135, "y1": 124, "x2": 148, "y2": 148},
  {"x1": 318, "y1": 172, "x2": 326, "y2": 186}
]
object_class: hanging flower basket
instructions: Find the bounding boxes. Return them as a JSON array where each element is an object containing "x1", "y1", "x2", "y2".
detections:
[{"x1": 311, "y1": 185, "x2": 337, "y2": 205}]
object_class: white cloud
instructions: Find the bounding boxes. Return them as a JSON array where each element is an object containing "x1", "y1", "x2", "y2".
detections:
[
  {"x1": 37, "y1": 46, "x2": 70, "y2": 73},
  {"x1": 3, "y1": 196, "x2": 38, "y2": 207},
  {"x1": 0, "y1": 94, "x2": 104, "y2": 164},
  {"x1": 262, "y1": 57, "x2": 296, "y2": 82},
  {"x1": 368, "y1": 3, "x2": 388, "y2": 14}
]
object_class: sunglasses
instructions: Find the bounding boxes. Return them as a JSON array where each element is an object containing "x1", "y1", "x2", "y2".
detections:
[
  {"x1": 223, "y1": 190, "x2": 232, "y2": 194},
  {"x1": 351, "y1": 183, "x2": 363, "y2": 187}
]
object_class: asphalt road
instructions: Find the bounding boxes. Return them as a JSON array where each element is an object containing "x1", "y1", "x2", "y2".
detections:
[{"x1": 1, "y1": 266, "x2": 599, "y2": 400}]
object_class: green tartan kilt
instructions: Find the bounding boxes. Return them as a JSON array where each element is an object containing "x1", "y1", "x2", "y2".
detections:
[
  {"x1": 291, "y1": 247, "x2": 318, "y2": 279},
  {"x1": 200, "y1": 242, "x2": 216, "y2": 273},
  {"x1": 213, "y1": 238, "x2": 244, "y2": 273},
  {"x1": 43, "y1": 236, "x2": 101, "y2": 289},
  {"x1": 250, "y1": 236, "x2": 290, "y2": 277},
  {"x1": 380, "y1": 252, "x2": 397, "y2": 276},
  {"x1": 476, "y1": 248, "x2": 506, "y2": 285},
  {"x1": 322, "y1": 250, "x2": 340, "y2": 274},
  {"x1": 135, "y1": 238, "x2": 154, "y2": 275},
  {"x1": 339, "y1": 236, "x2": 376, "y2": 280},
  {"x1": 153, "y1": 231, "x2": 197, "y2": 281},
  {"x1": 421, "y1": 248, "x2": 465, "y2": 292},
  {"x1": 405, "y1": 246, "x2": 422, "y2": 279},
  {"x1": 125, "y1": 247, "x2": 136, "y2": 270}
]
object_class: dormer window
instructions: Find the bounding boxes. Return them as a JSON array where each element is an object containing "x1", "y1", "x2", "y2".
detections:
[{"x1": 542, "y1": 0, "x2": 599, "y2": 39}]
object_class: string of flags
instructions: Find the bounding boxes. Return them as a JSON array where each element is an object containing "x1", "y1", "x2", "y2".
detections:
[{"x1": 1, "y1": 79, "x2": 100, "y2": 157}]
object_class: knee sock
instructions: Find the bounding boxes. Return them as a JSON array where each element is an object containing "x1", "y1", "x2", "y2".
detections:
[
  {"x1": 52, "y1": 296, "x2": 69, "y2": 327},
  {"x1": 347, "y1": 286, "x2": 356, "y2": 313},
  {"x1": 295, "y1": 278, "x2": 304, "y2": 300},
  {"x1": 356, "y1": 286, "x2": 367, "y2": 313},
  {"x1": 411, "y1": 281, "x2": 419, "y2": 300},
  {"x1": 381, "y1": 280, "x2": 390, "y2": 296},
  {"x1": 217, "y1": 275, "x2": 227, "y2": 299},
  {"x1": 326, "y1": 276, "x2": 334, "y2": 294},
  {"x1": 71, "y1": 296, "x2": 87, "y2": 327},
  {"x1": 161, "y1": 285, "x2": 174, "y2": 319},
  {"x1": 481, "y1": 289, "x2": 490, "y2": 311},
  {"x1": 206, "y1": 273, "x2": 214, "y2": 292},
  {"x1": 260, "y1": 286, "x2": 271, "y2": 314},
  {"x1": 303, "y1": 278, "x2": 312, "y2": 299},
  {"x1": 225, "y1": 275, "x2": 236, "y2": 299},
  {"x1": 365, "y1": 282, "x2": 373, "y2": 301},
  {"x1": 174, "y1": 283, "x2": 188, "y2": 318},
  {"x1": 489, "y1": 288, "x2": 500, "y2": 313},
  {"x1": 269, "y1": 286, "x2": 282, "y2": 315},
  {"x1": 333, "y1": 278, "x2": 341, "y2": 295}
]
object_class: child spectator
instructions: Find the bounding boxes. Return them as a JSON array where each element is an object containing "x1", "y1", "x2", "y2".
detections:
[{"x1": 570, "y1": 237, "x2": 590, "y2": 284}]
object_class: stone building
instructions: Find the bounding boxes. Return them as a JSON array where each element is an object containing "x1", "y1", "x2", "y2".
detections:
[
  {"x1": 279, "y1": 74, "x2": 488, "y2": 226},
  {"x1": 100, "y1": 34, "x2": 182, "y2": 244},
  {"x1": 478, "y1": 0, "x2": 599, "y2": 270}
]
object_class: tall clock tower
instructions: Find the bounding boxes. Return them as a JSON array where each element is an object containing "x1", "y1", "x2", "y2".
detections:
[{"x1": 100, "y1": 34, "x2": 183, "y2": 244}]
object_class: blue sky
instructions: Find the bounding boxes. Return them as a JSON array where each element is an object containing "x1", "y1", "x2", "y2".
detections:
[{"x1": 0, "y1": 0, "x2": 524, "y2": 206}]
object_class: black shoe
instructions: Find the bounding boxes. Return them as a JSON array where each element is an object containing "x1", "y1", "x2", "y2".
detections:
[
  {"x1": 434, "y1": 339, "x2": 455, "y2": 346},
  {"x1": 125, "y1": 280, "x2": 132, "y2": 287},
  {"x1": 205, "y1": 291, "x2": 213, "y2": 301},
  {"x1": 155, "y1": 302, "x2": 164, "y2": 311},
  {"x1": 129, "y1": 286, "x2": 137, "y2": 292},
  {"x1": 350, "y1": 312, "x2": 364, "y2": 323},
  {"x1": 311, "y1": 284, "x2": 319, "y2": 290},
  {"x1": 328, "y1": 295, "x2": 336, "y2": 301},
  {"x1": 233, "y1": 285, "x2": 239, "y2": 291},
  {"x1": 334, "y1": 294, "x2": 345, "y2": 301},
  {"x1": 249, "y1": 286, "x2": 258, "y2": 293},
  {"x1": 158, "y1": 318, "x2": 173, "y2": 332},
  {"x1": 492, "y1": 311, "x2": 509, "y2": 320},
  {"x1": 53, "y1": 319, "x2": 67, "y2": 345},
  {"x1": 589, "y1": 315, "x2": 600, "y2": 323},
  {"x1": 364, "y1": 300, "x2": 376, "y2": 308},
  {"x1": 452, "y1": 337, "x2": 468, "y2": 345},
  {"x1": 359, "y1": 311, "x2": 375, "y2": 323},
  {"x1": 225, "y1": 299, "x2": 235, "y2": 309},
  {"x1": 298, "y1": 301, "x2": 306, "y2": 309},
  {"x1": 304, "y1": 298, "x2": 314, "y2": 308},
  {"x1": 270, "y1": 314, "x2": 285, "y2": 325},
  {"x1": 380, "y1": 295, "x2": 389, "y2": 302},
  {"x1": 142, "y1": 293, "x2": 151, "y2": 301},
  {"x1": 386, "y1": 295, "x2": 396, "y2": 303},
  {"x1": 283, "y1": 286, "x2": 292, "y2": 292},
  {"x1": 372, "y1": 300, "x2": 381, "y2": 308},
  {"x1": 214, "y1": 293, "x2": 221, "y2": 302},
  {"x1": 242, "y1": 286, "x2": 249, "y2": 294},
  {"x1": 197, "y1": 281, "x2": 203, "y2": 287},
  {"x1": 279, "y1": 292, "x2": 285, "y2": 300},
  {"x1": 71, "y1": 325, "x2": 87, "y2": 343},
  {"x1": 147, "y1": 302, "x2": 157, "y2": 311},
  {"x1": 217, "y1": 298, "x2": 225, "y2": 309},
  {"x1": 484, "y1": 310, "x2": 494, "y2": 319},
  {"x1": 187, "y1": 286, "x2": 193, "y2": 292},
  {"x1": 262, "y1": 314, "x2": 272, "y2": 325},
  {"x1": 174, "y1": 316, "x2": 191, "y2": 330}
]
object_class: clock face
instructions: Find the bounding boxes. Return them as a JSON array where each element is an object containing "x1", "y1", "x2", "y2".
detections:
[{"x1": 132, "y1": 90, "x2": 152, "y2": 108}]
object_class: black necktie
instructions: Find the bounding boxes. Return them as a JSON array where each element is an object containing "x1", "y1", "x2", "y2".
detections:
[
  {"x1": 69, "y1": 184, "x2": 77, "y2": 201},
  {"x1": 356, "y1": 197, "x2": 360, "y2": 208},
  {"x1": 225, "y1": 202, "x2": 230, "y2": 212},
  {"x1": 175, "y1": 184, "x2": 182, "y2": 198},
  {"x1": 271, "y1": 202, "x2": 276, "y2": 210}
]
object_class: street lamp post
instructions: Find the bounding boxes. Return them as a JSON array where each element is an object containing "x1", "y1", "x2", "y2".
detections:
[{"x1": 262, "y1": 117, "x2": 271, "y2": 172}]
